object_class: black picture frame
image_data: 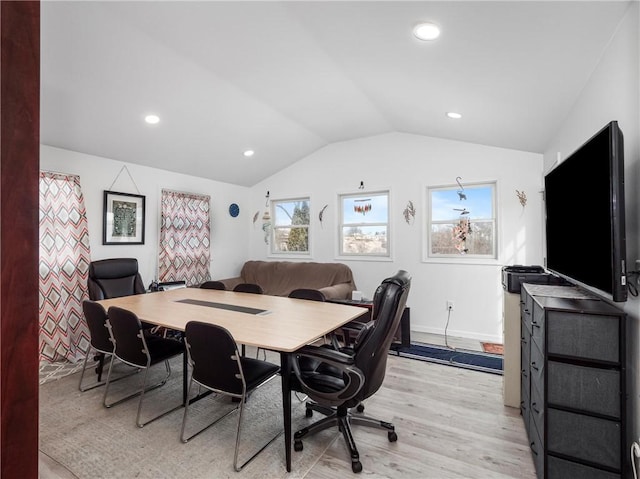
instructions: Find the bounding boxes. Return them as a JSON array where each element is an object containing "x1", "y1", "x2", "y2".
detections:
[{"x1": 103, "y1": 190, "x2": 146, "y2": 245}]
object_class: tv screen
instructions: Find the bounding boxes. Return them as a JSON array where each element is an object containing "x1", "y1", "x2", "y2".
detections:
[{"x1": 544, "y1": 121, "x2": 627, "y2": 302}]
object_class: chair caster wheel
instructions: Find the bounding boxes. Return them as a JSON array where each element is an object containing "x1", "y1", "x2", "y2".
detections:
[
  {"x1": 352, "y1": 461, "x2": 363, "y2": 473},
  {"x1": 356, "y1": 403, "x2": 365, "y2": 413},
  {"x1": 305, "y1": 408, "x2": 313, "y2": 418},
  {"x1": 388, "y1": 431, "x2": 398, "y2": 442},
  {"x1": 294, "y1": 440, "x2": 303, "y2": 452}
]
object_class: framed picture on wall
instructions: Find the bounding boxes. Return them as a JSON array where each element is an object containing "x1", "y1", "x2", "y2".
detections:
[{"x1": 103, "y1": 190, "x2": 146, "y2": 245}]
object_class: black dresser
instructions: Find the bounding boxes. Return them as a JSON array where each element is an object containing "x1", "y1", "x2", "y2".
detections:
[{"x1": 520, "y1": 283, "x2": 627, "y2": 479}]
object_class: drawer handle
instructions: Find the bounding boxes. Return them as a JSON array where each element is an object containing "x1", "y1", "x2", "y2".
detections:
[
  {"x1": 530, "y1": 442, "x2": 538, "y2": 456},
  {"x1": 532, "y1": 322, "x2": 540, "y2": 329},
  {"x1": 531, "y1": 402, "x2": 539, "y2": 413},
  {"x1": 531, "y1": 362, "x2": 539, "y2": 371}
]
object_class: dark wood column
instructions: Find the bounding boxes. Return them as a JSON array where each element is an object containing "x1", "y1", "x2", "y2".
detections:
[{"x1": 1, "y1": 2, "x2": 40, "y2": 478}]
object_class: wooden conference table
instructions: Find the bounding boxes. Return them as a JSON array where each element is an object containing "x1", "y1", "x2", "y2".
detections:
[{"x1": 98, "y1": 287, "x2": 367, "y2": 472}]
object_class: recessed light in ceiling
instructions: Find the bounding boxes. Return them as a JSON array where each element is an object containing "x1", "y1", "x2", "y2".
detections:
[
  {"x1": 144, "y1": 114, "x2": 160, "y2": 124},
  {"x1": 446, "y1": 112, "x2": 462, "y2": 119},
  {"x1": 413, "y1": 22, "x2": 441, "y2": 41},
  {"x1": 243, "y1": 150, "x2": 255, "y2": 157}
]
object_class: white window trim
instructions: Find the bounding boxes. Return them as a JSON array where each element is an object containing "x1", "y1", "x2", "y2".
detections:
[
  {"x1": 268, "y1": 196, "x2": 312, "y2": 257},
  {"x1": 422, "y1": 181, "x2": 499, "y2": 264},
  {"x1": 336, "y1": 189, "x2": 392, "y2": 261}
]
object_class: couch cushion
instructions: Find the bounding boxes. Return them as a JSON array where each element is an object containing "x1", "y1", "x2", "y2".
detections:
[{"x1": 239, "y1": 261, "x2": 355, "y2": 298}]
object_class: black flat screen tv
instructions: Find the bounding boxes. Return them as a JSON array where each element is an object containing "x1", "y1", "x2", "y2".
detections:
[{"x1": 544, "y1": 121, "x2": 627, "y2": 302}]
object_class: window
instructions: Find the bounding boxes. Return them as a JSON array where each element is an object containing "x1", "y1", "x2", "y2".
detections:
[
  {"x1": 427, "y1": 182, "x2": 496, "y2": 258},
  {"x1": 271, "y1": 197, "x2": 310, "y2": 254},
  {"x1": 339, "y1": 191, "x2": 389, "y2": 257}
]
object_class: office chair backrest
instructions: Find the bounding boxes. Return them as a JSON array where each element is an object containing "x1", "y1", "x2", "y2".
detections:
[
  {"x1": 200, "y1": 281, "x2": 226, "y2": 290},
  {"x1": 352, "y1": 270, "x2": 411, "y2": 401},
  {"x1": 288, "y1": 288, "x2": 326, "y2": 302},
  {"x1": 82, "y1": 300, "x2": 113, "y2": 353},
  {"x1": 88, "y1": 258, "x2": 146, "y2": 300},
  {"x1": 233, "y1": 283, "x2": 263, "y2": 294},
  {"x1": 106, "y1": 306, "x2": 149, "y2": 368},
  {"x1": 184, "y1": 321, "x2": 245, "y2": 395}
]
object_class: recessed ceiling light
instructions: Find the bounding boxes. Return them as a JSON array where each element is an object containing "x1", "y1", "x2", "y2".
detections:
[
  {"x1": 413, "y1": 22, "x2": 441, "y2": 41},
  {"x1": 243, "y1": 150, "x2": 255, "y2": 157},
  {"x1": 144, "y1": 114, "x2": 160, "y2": 124},
  {"x1": 446, "y1": 112, "x2": 462, "y2": 119}
]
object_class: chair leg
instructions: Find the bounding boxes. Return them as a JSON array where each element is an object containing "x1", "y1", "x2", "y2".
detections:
[
  {"x1": 79, "y1": 349, "x2": 139, "y2": 392},
  {"x1": 233, "y1": 391, "x2": 283, "y2": 472},
  {"x1": 180, "y1": 379, "x2": 240, "y2": 443},
  {"x1": 103, "y1": 357, "x2": 171, "y2": 409},
  {"x1": 136, "y1": 359, "x2": 183, "y2": 428}
]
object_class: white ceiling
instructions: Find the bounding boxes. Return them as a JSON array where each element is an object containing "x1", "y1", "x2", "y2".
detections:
[{"x1": 40, "y1": 1, "x2": 632, "y2": 187}]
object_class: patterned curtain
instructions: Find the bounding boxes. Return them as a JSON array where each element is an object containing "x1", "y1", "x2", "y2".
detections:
[
  {"x1": 39, "y1": 172, "x2": 91, "y2": 362},
  {"x1": 159, "y1": 189, "x2": 211, "y2": 286}
]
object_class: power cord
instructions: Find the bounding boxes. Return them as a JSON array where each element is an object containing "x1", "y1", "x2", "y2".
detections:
[
  {"x1": 444, "y1": 308, "x2": 453, "y2": 349},
  {"x1": 627, "y1": 270, "x2": 640, "y2": 297},
  {"x1": 631, "y1": 441, "x2": 640, "y2": 479}
]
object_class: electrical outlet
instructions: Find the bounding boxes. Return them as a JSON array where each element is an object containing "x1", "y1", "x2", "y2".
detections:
[{"x1": 446, "y1": 300, "x2": 454, "y2": 311}]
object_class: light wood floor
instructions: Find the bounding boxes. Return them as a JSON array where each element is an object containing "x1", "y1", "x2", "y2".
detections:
[{"x1": 40, "y1": 334, "x2": 533, "y2": 479}]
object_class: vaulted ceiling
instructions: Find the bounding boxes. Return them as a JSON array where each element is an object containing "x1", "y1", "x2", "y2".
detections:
[{"x1": 40, "y1": 1, "x2": 632, "y2": 186}]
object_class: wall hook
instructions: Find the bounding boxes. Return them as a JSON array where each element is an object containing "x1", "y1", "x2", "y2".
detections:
[
  {"x1": 359, "y1": 181, "x2": 364, "y2": 190},
  {"x1": 265, "y1": 190, "x2": 270, "y2": 207}
]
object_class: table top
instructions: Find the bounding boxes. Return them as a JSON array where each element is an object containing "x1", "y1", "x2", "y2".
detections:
[{"x1": 98, "y1": 288, "x2": 367, "y2": 352}]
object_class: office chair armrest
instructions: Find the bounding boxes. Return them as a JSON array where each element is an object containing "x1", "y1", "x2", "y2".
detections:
[
  {"x1": 295, "y1": 344, "x2": 354, "y2": 365},
  {"x1": 292, "y1": 345, "x2": 364, "y2": 407}
]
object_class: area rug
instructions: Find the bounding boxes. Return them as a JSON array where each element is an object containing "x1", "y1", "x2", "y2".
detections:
[
  {"x1": 392, "y1": 343, "x2": 503, "y2": 375},
  {"x1": 39, "y1": 357, "x2": 336, "y2": 479},
  {"x1": 481, "y1": 342, "x2": 504, "y2": 355}
]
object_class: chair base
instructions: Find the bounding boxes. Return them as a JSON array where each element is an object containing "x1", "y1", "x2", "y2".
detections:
[{"x1": 294, "y1": 402, "x2": 397, "y2": 473}]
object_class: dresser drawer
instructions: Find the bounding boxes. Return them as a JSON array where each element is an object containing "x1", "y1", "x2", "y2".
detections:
[
  {"x1": 530, "y1": 380, "x2": 544, "y2": 440},
  {"x1": 547, "y1": 408, "x2": 620, "y2": 470},
  {"x1": 547, "y1": 311, "x2": 619, "y2": 363},
  {"x1": 530, "y1": 304, "x2": 545, "y2": 348},
  {"x1": 547, "y1": 455, "x2": 620, "y2": 479},
  {"x1": 530, "y1": 420, "x2": 544, "y2": 479},
  {"x1": 548, "y1": 362, "x2": 620, "y2": 418},
  {"x1": 530, "y1": 340, "x2": 545, "y2": 394}
]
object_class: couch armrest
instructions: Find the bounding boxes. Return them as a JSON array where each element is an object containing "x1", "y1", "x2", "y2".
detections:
[
  {"x1": 215, "y1": 276, "x2": 244, "y2": 291},
  {"x1": 318, "y1": 282, "x2": 354, "y2": 300}
]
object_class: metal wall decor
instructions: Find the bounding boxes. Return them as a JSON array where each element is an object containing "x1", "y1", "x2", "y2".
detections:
[
  {"x1": 403, "y1": 200, "x2": 416, "y2": 225},
  {"x1": 516, "y1": 190, "x2": 527, "y2": 207}
]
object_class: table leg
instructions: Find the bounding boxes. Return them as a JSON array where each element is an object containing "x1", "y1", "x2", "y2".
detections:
[{"x1": 280, "y1": 352, "x2": 292, "y2": 472}]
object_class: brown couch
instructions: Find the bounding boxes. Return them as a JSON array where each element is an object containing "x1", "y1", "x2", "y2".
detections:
[{"x1": 217, "y1": 260, "x2": 356, "y2": 300}]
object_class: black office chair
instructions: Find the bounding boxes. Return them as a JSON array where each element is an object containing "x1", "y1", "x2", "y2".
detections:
[
  {"x1": 78, "y1": 300, "x2": 139, "y2": 391},
  {"x1": 200, "y1": 280, "x2": 226, "y2": 290},
  {"x1": 290, "y1": 270, "x2": 411, "y2": 473},
  {"x1": 288, "y1": 288, "x2": 326, "y2": 302},
  {"x1": 87, "y1": 258, "x2": 146, "y2": 300},
  {"x1": 180, "y1": 321, "x2": 282, "y2": 471},
  {"x1": 233, "y1": 283, "x2": 263, "y2": 294},
  {"x1": 104, "y1": 306, "x2": 184, "y2": 428}
]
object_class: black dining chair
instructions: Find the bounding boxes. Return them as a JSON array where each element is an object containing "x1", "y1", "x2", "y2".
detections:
[
  {"x1": 290, "y1": 270, "x2": 411, "y2": 473},
  {"x1": 78, "y1": 300, "x2": 138, "y2": 391},
  {"x1": 103, "y1": 306, "x2": 184, "y2": 427},
  {"x1": 200, "y1": 280, "x2": 226, "y2": 290},
  {"x1": 181, "y1": 321, "x2": 282, "y2": 471},
  {"x1": 233, "y1": 283, "x2": 263, "y2": 294}
]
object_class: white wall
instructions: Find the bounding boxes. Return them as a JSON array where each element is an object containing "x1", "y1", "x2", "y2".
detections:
[
  {"x1": 249, "y1": 132, "x2": 544, "y2": 342},
  {"x1": 40, "y1": 145, "x2": 251, "y2": 285},
  {"x1": 543, "y1": 1, "x2": 640, "y2": 448}
]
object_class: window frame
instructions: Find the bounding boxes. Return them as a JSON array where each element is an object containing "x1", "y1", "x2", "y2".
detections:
[
  {"x1": 425, "y1": 181, "x2": 497, "y2": 261},
  {"x1": 338, "y1": 190, "x2": 391, "y2": 259},
  {"x1": 269, "y1": 196, "x2": 311, "y2": 256}
]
